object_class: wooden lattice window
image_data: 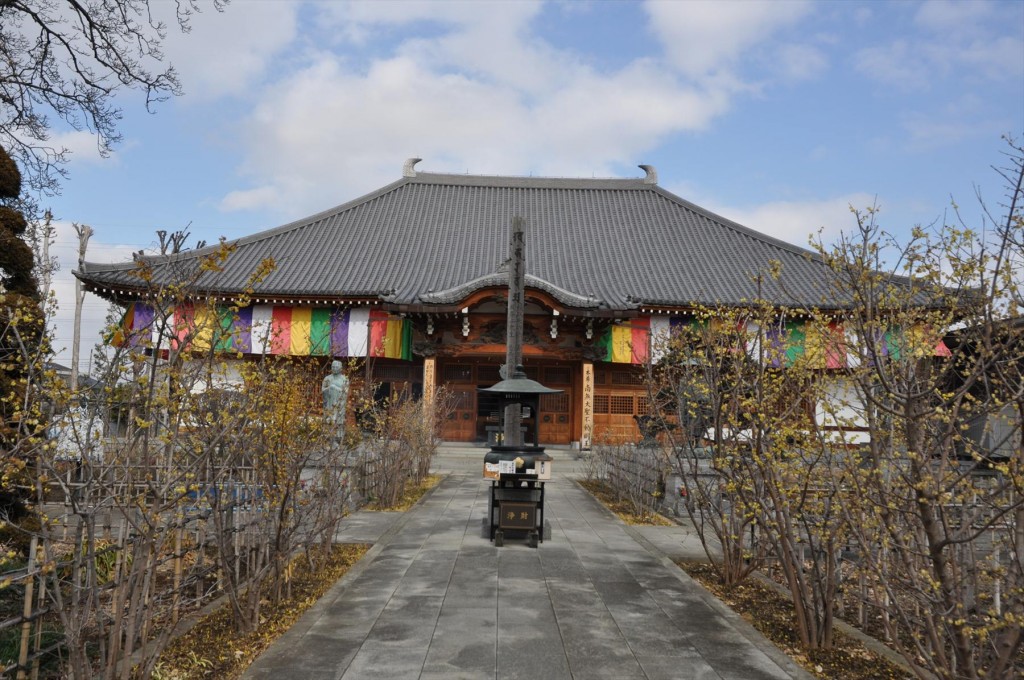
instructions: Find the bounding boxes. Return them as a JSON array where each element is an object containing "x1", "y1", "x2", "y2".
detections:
[
  {"x1": 373, "y1": 364, "x2": 410, "y2": 381},
  {"x1": 636, "y1": 396, "x2": 650, "y2": 416},
  {"x1": 540, "y1": 393, "x2": 569, "y2": 413},
  {"x1": 610, "y1": 395, "x2": 634, "y2": 415},
  {"x1": 611, "y1": 370, "x2": 644, "y2": 386},
  {"x1": 477, "y1": 365, "x2": 501, "y2": 383},
  {"x1": 594, "y1": 395, "x2": 610, "y2": 414},
  {"x1": 453, "y1": 390, "x2": 474, "y2": 409},
  {"x1": 443, "y1": 364, "x2": 473, "y2": 382},
  {"x1": 544, "y1": 367, "x2": 570, "y2": 385}
]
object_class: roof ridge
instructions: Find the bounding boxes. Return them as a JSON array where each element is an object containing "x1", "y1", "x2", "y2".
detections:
[{"x1": 410, "y1": 171, "x2": 650, "y2": 189}]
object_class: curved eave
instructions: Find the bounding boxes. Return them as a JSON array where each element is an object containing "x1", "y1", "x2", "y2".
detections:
[
  {"x1": 74, "y1": 269, "x2": 388, "y2": 308},
  {"x1": 632, "y1": 298, "x2": 855, "y2": 313},
  {"x1": 419, "y1": 273, "x2": 602, "y2": 309}
]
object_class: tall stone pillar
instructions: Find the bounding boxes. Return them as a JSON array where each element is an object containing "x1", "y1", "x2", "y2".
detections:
[{"x1": 503, "y1": 217, "x2": 526, "y2": 447}]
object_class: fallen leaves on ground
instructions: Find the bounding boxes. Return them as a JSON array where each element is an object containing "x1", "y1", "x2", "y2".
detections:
[
  {"x1": 576, "y1": 480, "x2": 912, "y2": 679},
  {"x1": 681, "y1": 563, "x2": 912, "y2": 680},
  {"x1": 151, "y1": 474, "x2": 440, "y2": 677},
  {"x1": 366, "y1": 474, "x2": 442, "y2": 512},
  {"x1": 150, "y1": 543, "x2": 370, "y2": 680},
  {"x1": 576, "y1": 479, "x2": 673, "y2": 526}
]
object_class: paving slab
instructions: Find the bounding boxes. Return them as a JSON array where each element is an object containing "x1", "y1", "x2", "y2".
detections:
[{"x1": 243, "y1": 472, "x2": 812, "y2": 680}]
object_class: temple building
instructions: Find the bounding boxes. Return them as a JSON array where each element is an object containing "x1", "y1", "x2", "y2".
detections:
[{"x1": 76, "y1": 160, "x2": 862, "y2": 447}]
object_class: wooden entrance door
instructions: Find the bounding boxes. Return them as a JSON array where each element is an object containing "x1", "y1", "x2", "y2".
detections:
[
  {"x1": 592, "y1": 391, "x2": 647, "y2": 443},
  {"x1": 591, "y1": 364, "x2": 648, "y2": 444},
  {"x1": 444, "y1": 386, "x2": 477, "y2": 441},
  {"x1": 538, "y1": 392, "x2": 571, "y2": 444}
]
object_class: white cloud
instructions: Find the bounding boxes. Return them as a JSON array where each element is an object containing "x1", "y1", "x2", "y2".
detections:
[
  {"x1": 900, "y1": 98, "x2": 1006, "y2": 151},
  {"x1": 774, "y1": 43, "x2": 829, "y2": 82},
  {"x1": 219, "y1": 186, "x2": 281, "y2": 213},
  {"x1": 319, "y1": 0, "x2": 543, "y2": 51},
  {"x1": 854, "y1": 0, "x2": 1023, "y2": 87},
  {"x1": 218, "y1": 2, "x2": 746, "y2": 217},
  {"x1": 853, "y1": 40, "x2": 926, "y2": 89},
  {"x1": 698, "y1": 193, "x2": 878, "y2": 250},
  {"x1": 644, "y1": 0, "x2": 814, "y2": 81},
  {"x1": 224, "y1": 52, "x2": 730, "y2": 215},
  {"x1": 44, "y1": 221, "x2": 141, "y2": 374},
  {"x1": 158, "y1": 2, "x2": 300, "y2": 101},
  {"x1": 914, "y1": 0, "x2": 994, "y2": 32},
  {"x1": 48, "y1": 130, "x2": 108, "y2": 165}
]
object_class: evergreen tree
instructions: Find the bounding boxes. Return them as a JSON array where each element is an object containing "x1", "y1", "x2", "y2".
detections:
[{"x1": 0, "y1": 143, "x2": 44, "y2": 517}]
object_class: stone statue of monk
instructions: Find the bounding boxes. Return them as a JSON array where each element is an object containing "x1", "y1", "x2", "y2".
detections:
[{"x1": 322, "y1": 360, "x2": 349, "y2": 439}]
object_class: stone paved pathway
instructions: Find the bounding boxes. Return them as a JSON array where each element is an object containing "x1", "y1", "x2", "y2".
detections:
[{"x1": 244, "y1": 473, "x2": 810, "y2": 680}]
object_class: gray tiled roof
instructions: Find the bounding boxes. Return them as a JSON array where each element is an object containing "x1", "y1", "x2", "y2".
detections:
[{"x1": 77, "y1": 169, "x2": 846, "y2": 312}]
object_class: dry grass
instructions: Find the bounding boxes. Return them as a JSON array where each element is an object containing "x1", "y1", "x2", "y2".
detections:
[
  {"x1": 147, "y1": 475, "x2": 442, "y2": 678},
  {"x1": 366, "y1": 474, "x2": 442, "y2": 512},
  {"x1": 150, "y1": 543, "x2": 370, "y2": 680},
  {"x1": 683, "y1": 563, "x2": 912, "y2": 680},
  {"x1": 576, "y1": 480, "x2": 912, "y2": 680},
  {"x1": 576, "y1": 479, "x2": 674, "y2": 526}
]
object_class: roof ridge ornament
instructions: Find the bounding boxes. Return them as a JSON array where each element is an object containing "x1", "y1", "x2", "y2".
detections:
[
  {"x1": 403, "y1": 157, "x2": 422, "y2": 177},
  {"x1": 638, "y1": 164, "x2": 657, "y2": 184}
]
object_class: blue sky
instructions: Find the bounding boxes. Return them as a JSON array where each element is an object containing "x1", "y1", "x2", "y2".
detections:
[{"x1": 36, "y1": 0, "x2": 1024, "y2": 372}]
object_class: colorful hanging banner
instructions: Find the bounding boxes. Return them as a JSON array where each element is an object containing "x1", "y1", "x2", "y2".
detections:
[
  {"x1": 257, "y1": 306, "x2": 403, "y2": 358},
  {"x1": 114, "y1": 304, "x2": 412, "y2": 360},
  {"x1": 649, "y1": 315, "x2": 746, "y2": 362},
  {"x1": 646, "y1": 315, "x2": 949, "y2": 369},
  {"x1": 331, "y1": 308, "x2": 370, "y2": 357},
  {"x1": 877, "y1": 325, "x2": 952, "y2": 360},
  {"x1": 310, "y1": 308, "x2": 332, "y2": 355},
  {"x1": 171, "y1": 303, "x2": 236, "y2": 352},
  {"x1": 803, "y1": 321, "x2": 846, "y2": 369},
  {"x1": 764, "y1": 320, "x2": 847, "y2": 368},
  {"x1": 598, "y1": 317, "x2": 650, "y2": 364},
  {"x1": 108, "y1": 302, "x2": 155, "y2": 348},
  {"x1": 369, "y1": 309, "x2": 414, "y2": 360},
  {"x1": 172, "y1": 303, "x2": 195, "y2": 351}
]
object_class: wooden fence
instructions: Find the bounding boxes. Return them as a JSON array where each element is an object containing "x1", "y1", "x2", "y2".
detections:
[
  {"x1": 596, "y1": 443, "x2": 667, "y2": 517},
  {"x1": 0, "y1": 458, "x2": 371, "y2": 678}
]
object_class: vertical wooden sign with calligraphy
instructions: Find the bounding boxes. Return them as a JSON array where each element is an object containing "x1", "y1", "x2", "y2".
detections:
[
  {"x1": 423, "y1": 356, "x2": 436, "y2": 405},
  {"x1": 581, "y1": 360, "x2": 594, "y2": 449}
]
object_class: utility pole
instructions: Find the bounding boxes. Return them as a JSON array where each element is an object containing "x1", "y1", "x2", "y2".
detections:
[
  {"x1": 39, "y1": 210, "x2": 54, "y2": 301},
  {"x1": 70, "y1": 223, "x2": 93, "y2": 392}
]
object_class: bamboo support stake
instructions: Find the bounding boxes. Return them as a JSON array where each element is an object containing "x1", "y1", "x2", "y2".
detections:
[
  {"x1": 234, "y1": 505, "x2": 241, "y2": 583},
  {"x1": 31, "y1": 552, "x2": 44, "y2": 680},
  {"x1": 172, "y1": 517, "x2": 183, "y2": 624},
  {"x1": 16, "y1": 537, "x2": 38, "y2": 680},
  {"x1": 195, "y1": 522, "x2": 204, "y2": 601},
  {"x1": 859, "y1": 570, "x2": 867, "y2": 628}
]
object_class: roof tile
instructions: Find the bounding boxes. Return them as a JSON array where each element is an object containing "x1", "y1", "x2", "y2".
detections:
[{"x1": 78, "y1": 171, "x2": 841, "y2": 310}]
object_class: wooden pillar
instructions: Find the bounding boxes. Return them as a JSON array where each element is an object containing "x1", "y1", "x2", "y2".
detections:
[{"x1": 581, "y1": 361, "x2": 594, "y2": 450}]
